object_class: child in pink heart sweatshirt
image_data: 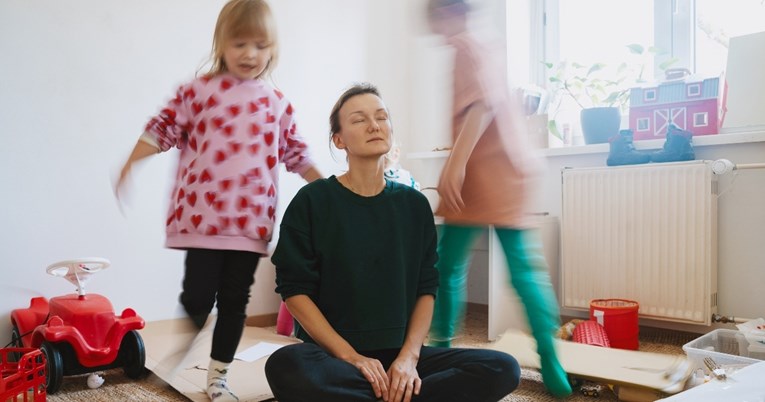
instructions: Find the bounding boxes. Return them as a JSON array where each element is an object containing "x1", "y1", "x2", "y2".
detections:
[{"x1": 116, "y1": 1, "x2": 321, "y2": 400}]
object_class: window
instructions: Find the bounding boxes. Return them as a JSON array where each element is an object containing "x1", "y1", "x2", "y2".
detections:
[
  {"x1": 694, "y1": 112, "x2": 709, "y2": 127},
  {"x1": 637, "y1": 117, "x2": 650, "y2": 131},
  {"x1": 507, "y1": 0, "x2": 765, "y2": 140},
  {"x1": 694, "y1": 0, "x2": 765, "y2": 77},
  {"x1": 644, "y1": 89, "x2": 657, "y2": 102},
  {"x1": 523, "y1": 0, "x2": 765, "y2": 84},
  {"x1": 555, "y1": 1, "x2": 655, "y2": 78},
  {"x1": 686, "y1": 83, "x2": 701, "y2": 97}
]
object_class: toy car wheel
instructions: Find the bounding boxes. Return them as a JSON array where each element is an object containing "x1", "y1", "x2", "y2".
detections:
[
  {"x1": 40, "y1": 341, "x2": 63, "y2": 394},
  {"x1": 9, "y1": 325, "x2": 23, "y2": 361},
  {"x1": 120, "y1": 330, "x2": 146, "y2": 379}
]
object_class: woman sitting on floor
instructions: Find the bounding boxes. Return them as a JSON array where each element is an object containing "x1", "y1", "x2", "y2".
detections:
[{"x1": 264, "y1": 83, "x2": 521, "y2": 402}]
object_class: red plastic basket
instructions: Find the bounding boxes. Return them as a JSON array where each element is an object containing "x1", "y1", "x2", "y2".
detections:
[
  {"x1": 589, "y1": 298, "x2": 640, "y2": 350},
  {"x1": 0, "y1": 348, "x2": 46, "y2": 402},
  {"x1": 572, "y1": 320, "x2": 611, "y2": 348}
]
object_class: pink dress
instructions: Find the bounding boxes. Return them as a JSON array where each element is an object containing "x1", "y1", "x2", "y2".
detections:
[{"x1": 435, "y1": 32, "x2": 543, "y2": 228}]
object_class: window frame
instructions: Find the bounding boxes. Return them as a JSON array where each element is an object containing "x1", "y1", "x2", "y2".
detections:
[{"x1": 528, "y1": 0, "x2": 696, "y2": 88}]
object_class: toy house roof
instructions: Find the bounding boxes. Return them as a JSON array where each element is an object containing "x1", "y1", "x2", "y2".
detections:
[{"x1": 630, "y1": 76, "x2": 721, "y2": 107}]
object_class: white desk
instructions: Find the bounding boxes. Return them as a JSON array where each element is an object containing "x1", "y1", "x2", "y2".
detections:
[
  {"x1": 435, "y1": 216, "x2": 560, "y2": 341},
  {"x1": 486, "y1": 216, "x2": 561, "y2": 341}
]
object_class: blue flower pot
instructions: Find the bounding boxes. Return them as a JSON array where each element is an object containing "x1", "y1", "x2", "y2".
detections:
[{"x1": 580, "y1": 107, "x2": 621, "y2": 144}]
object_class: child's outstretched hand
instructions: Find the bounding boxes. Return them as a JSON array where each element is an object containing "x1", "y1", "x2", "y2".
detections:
[
  {"x1": 113, "y1": 164, "x2": 132, "y2": 217},
  {"x1": 113, "y1": 139, "x2": 160, "y2": 216}
]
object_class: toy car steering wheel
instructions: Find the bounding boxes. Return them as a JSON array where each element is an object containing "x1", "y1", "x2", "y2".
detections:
[
  {"x1": 47, "y1": 257, "x2": 110, "y2": 276},
  {"x1": 46, "y1": 257, "x2": 111, "y2": 296}
]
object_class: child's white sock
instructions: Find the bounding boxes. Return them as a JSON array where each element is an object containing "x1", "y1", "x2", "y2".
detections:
[{"x1": 207, "y1": 359, "x2": 239, "y2": 402}]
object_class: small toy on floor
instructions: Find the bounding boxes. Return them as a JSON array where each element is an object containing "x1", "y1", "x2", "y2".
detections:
[
  {"x1": 579, "y1": 381, "x2": 604, "y2": 397},
  {"x1": 557, "y1": 319, "x2": 584, "y2": 340},
  {"x1": 87, "y1": 373, "x2": 105, "y2": 389}
]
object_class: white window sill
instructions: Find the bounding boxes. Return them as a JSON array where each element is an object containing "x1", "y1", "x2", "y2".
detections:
[
  {"x1": 541, "y1": 128, "x2": 765, "y2": 157},
  {"x1": 407, "y1": 128, "x2": 765, "y2": 160}
]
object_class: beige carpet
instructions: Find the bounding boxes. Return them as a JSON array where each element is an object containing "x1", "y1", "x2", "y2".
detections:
[{"x1": 46, "y1": 310, "x2": 698, "y2": 402}]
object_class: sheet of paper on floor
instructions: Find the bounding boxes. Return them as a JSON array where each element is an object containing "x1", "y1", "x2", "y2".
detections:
[{"x1": 235, "y1": 342, "x2": 286, "y2": 363}]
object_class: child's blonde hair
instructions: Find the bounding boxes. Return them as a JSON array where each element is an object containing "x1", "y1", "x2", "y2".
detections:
[{"x1": 208, "y1": 0, "x2": 279, "y2": 79}]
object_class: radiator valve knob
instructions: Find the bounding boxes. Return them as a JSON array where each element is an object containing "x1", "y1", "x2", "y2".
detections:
[{"x1": 711, "y1": 159, "x2": 735, "y2": 175}]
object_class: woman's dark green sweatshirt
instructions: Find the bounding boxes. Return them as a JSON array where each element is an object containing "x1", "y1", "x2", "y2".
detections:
[{"x1": 272, "y1": 176, "x2": 439, "y2": 351}]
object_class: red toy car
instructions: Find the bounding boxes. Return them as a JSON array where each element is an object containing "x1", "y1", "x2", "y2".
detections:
[{"x1": 10, "y1": 258, "x2": 146, "y2": 394}]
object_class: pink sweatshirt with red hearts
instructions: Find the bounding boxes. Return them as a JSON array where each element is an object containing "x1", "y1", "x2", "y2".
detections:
[{"x1": 143, "y1": 73, "x2": 315, "y2": 254}]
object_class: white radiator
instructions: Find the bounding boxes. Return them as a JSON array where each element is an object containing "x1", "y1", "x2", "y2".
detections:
[{"x1": 561, "y1": 161, "x2": 717, "y2": 325}]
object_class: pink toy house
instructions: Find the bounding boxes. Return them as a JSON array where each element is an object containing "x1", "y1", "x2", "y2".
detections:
[{"x1": 628, "y1": 76, "x2": 722, "y2": 140}]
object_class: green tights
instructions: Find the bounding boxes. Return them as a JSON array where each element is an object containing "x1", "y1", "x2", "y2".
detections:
[{"x1": 430, "y1": 224, "x2": 572, "y2": 398}]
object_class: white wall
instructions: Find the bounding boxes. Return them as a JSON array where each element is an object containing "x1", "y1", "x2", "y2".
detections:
[{"x1": 0, "y1": 0, "x2": 417, "y2": 346}]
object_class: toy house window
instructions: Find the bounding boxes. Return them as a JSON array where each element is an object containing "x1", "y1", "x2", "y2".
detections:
[
  {"x1": 643, "y1": 89, "x2": 657, "y2": 102},
  {"x1": 693, "y1": 112, "x2": 708, "y2": 127},
  {"x1": 687, "y1": 83, "x2": 702, "y2": 97},
  {"x1": 636, "y1": 118, "x2": 650, "y2": 131}
]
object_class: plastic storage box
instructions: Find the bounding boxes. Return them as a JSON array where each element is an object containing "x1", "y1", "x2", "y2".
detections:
[
  {"x1": 0, "y1": 347, "x2": 47, "y2": 402},
  {"x1": 683, "y1": 329, "x2": 765, "y2": 372}
]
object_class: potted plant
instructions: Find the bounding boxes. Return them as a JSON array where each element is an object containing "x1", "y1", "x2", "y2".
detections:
[{"x1": 544, "y1": 44, "x2": 676, "y2": 145}]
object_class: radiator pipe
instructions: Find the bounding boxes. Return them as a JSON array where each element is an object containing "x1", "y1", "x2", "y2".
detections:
[
  {"x1": 736, "y1": 162, "x2": 765, "y2": 170},
  {"x1": 711, "y1": 313, "x2": 754, "y2": 324},
  {"x1": 711, "y1": 159, "x2": 765, "y2": 174}
]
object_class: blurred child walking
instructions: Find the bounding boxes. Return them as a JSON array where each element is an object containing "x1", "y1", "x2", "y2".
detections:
[
  {"x1": 425, "y1": 0, "x2": 572, "y2": 397},
  {"x1": 116, "y1": 1, "x2": 321, "y2": 400}
]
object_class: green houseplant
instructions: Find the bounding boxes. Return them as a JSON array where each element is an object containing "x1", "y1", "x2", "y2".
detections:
[{"x1": 544, "y1": 44, "x2": 677, "y2": 144}]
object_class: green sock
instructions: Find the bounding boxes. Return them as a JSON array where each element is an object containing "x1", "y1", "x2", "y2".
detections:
[{"x1": 539, "y1": 352, "x2": 573, "y2": 398}]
